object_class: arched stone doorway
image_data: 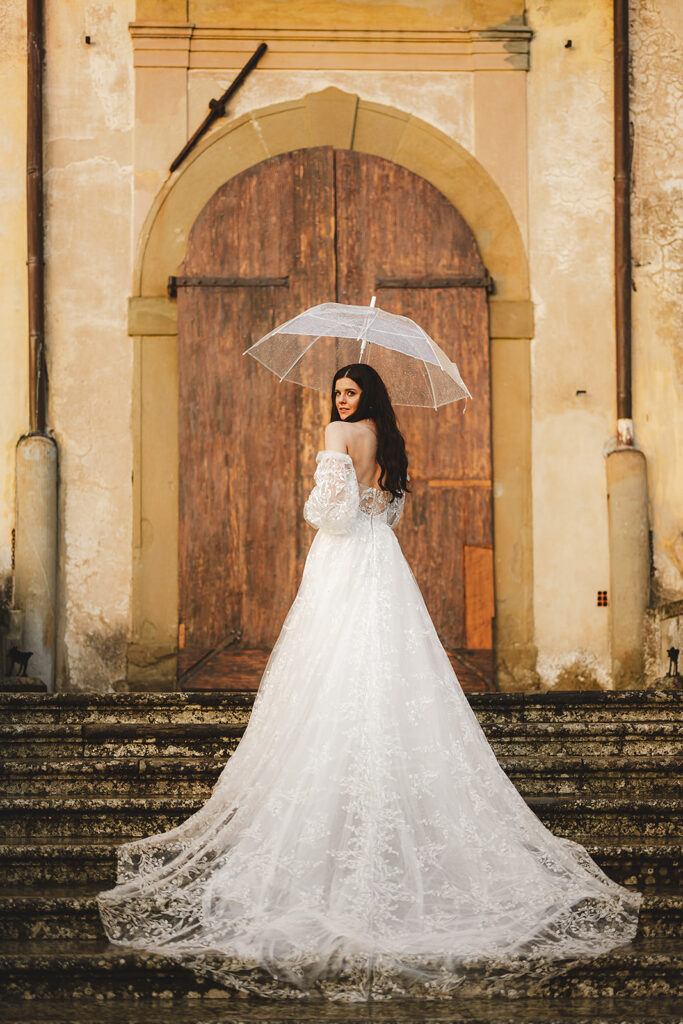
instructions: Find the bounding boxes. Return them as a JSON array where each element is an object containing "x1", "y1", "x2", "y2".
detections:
[
  {"x1": 175, "y1": 146, "x2": 492, "y2": 688},
  {"x1": 127, "y1": 88, "x2": 536, "y2": 692}
]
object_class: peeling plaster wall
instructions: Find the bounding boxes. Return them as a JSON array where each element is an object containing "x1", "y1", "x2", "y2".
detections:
[
  {"x1": 0, "y1": 1, "x2": 28, "y2": 613},
  {"x1": 631, "y1": 0, "x2": 683, "y2": 604},
  {"x1": 191, "y1": 71, "x2": 475, "y2": 154},
  {"x1": 43, "y1": 1, "x2": 135, "y2": 690},
  {"x1": 526, "y1": 0, "x2": 615, "y2": 690}
]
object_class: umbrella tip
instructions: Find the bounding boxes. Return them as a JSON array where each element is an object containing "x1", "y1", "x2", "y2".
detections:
[{"x1": 370, "y1": 295, "x2": 376, "y2": 307}]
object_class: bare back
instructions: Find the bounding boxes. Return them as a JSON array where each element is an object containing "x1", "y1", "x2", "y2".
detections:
[{"x1": 324, "y1": 420, "x2": 381, "y2": 489}]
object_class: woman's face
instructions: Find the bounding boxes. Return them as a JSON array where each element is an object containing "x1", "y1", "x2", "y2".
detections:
[{"x1": 335, "y1": 377, "x2": 362, "y2": 419}]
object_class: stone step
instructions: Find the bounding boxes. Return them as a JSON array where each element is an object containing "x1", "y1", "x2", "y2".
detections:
[
  {"x1": 1, "y1": 836, "x2": 678, "y2": 892},
  {"x1": 0, "y1": 689, "x2": 679, "y2": 727},
  {"x1": 1, "y1": 720, "x2": 680, "y2": 760},
  {"x1": 3, "y1": 995, "x2": 683, "y2": 1024},
  {"x1": 504, "y1": 756, "x2": 681, "y2": 797},
  {"x1": 486, "y1": 723, "x2": 682, "y2": 757},
  {"x1": 0, "y1": 722, "x2": 245, "y2": 759},
  {"x1": 1, "y1": 754, "x2": 680, "y2": 798},
  {"x1": 527, "y1": 796, "x2": 682, "y2": 838},
  {"x1": 0, "y1": 794, "x2": 679, "y2": 841},
  {"x1": 0, "y1": 691, "x2": 256, "y2": 726},
  {"x1": 0, "y1": 937, "x2": 680, "y2": 1001},
  {"x1": 1, "y1": 886, "x2": 678, "y2": 943}
]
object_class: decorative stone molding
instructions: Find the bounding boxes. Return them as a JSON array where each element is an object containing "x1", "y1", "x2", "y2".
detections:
[
  {"x1": 129, "y1": 24, "x2": 533, "y2": 72},
  {"x1": 134, "y1": 89, "x2": 530, "y2": 303}
]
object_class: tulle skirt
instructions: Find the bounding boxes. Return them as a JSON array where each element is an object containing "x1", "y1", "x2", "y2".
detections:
[{"x1": 97, "y1": 518, "x2": 641, "y2": 999}]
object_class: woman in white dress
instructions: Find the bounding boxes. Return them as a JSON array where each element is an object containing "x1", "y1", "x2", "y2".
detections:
[{"x1": 97, "y1": 364, "x2": 641, "y2": 1000}]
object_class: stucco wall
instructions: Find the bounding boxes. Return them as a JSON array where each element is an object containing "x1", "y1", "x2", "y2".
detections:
[
  {"x1": 43, "y1": 2, "x2": 135, "y2": 689},
  {"x1": 527, "y1": 0, "x2": 616, "y2": 690},
  {"x1": 631, "y1": 0, "x2": 683, "y2": 604}
]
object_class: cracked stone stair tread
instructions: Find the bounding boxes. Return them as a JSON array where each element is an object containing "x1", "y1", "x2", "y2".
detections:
[
  {"x1": 3, "y1": 998, "x2": 683, "y2": 1024},
  {"x1": 2, "y1": 885, "x2": 676, "y2": 908},
  {"x1": 3, "y1": 753, "x2": 679, "y2": 771},
  {"x1": 0, "y1": 836, "x2": 679, "y2": 893},
  {"x1": 0, "y1": 690, "x2": 680, "y2": 728},
  {"x1": 2, "y1": 794, "x2": 679, "y2": 813},
  {"x1": 0, "y1": 723, "x2": 246, "y2": 738},
  {"x1": 2, "y1": 722, "x2": 678, "y2": 736},
  {"x1": 0, "y1": 935, "x2": 679, "y2": 965},
  {"x1": 1, "y1": 801, "x2": 679, "y2": 845},
  {"x1": 2, "y1": 889, "x2": 676, "y2": 944},
  {"x1": 0, "y1": 936, "x2": 680, "y2": 1003},
  {"x1": 2, "y1": 759, "x2": 680, "y2": 803},
  {"x1": 2, "y1": 793, "x2": 680, "y2": 805}
]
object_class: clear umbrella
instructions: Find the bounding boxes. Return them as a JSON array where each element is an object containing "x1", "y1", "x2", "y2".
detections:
[{"x1": 244, "y1": 297, "x2": 471, "y2": 408}]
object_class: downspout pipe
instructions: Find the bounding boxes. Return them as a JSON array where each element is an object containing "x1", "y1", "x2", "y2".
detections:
[
  {"x1": 27, "y1": 0, "x2": 47, "y2": 433},
  {"x1": 13, "y1": 0, "x2": 58, "y2": 690},
  {"x1": 605, "y1": 0, "x2": 649, "y2": 689},
  {"x1": 614, "y1": 0, "x2": 633, "y2": 447}
]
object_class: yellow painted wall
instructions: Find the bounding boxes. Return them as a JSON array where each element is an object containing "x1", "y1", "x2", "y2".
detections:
[
  {"x1": 43, "y1": 1, "x2": 136, "y2": 689},
  {"x1": 631, "y1": 0, "x2": 683, "y2": 603},
  {"x1": 526, "y1": 0, "x2": 616, "y2": 688}
]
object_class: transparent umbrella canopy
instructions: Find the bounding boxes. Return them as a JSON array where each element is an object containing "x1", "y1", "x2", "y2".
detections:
[{"x1": 243, "y1": 299, "x2": 471, "y2": 409}]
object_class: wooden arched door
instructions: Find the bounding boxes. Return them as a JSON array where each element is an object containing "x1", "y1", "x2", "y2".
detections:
[{"x1": 176, "y1": 148, "x2": 493, "y2": 691}]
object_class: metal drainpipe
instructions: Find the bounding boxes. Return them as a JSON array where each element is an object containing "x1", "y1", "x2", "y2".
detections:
[
  {"x1": 614, "y1": 0, "x2": 633, "y2": 447},
  {"x1": 13, "y1": 0, "x2": 58, "y2": 691},
  {"x1": 605, "y1": 0, "x2": 650, "y2": 690},
  {"x1": 27, "y1": 0, "x2": 47, "y2": 433}
]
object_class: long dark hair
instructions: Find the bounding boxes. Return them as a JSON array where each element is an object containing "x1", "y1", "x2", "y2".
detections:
[{"x1": 330, "y1": 364, "x2": 409, "y2": 500}]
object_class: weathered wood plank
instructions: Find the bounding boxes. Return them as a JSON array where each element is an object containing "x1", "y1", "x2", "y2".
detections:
[
  {"x1": 464, "y1": 544, "x2": 495, "y2": 650},
  {"x1": 177, "y1": 150, "x2": 335, "y2": 687}
]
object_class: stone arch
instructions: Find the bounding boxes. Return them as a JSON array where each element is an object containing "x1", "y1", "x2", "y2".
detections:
[
  {"x1": 134, "y1": 90, "x2": 529, "y2": 302},
  {"x1": 128, "y1": 88, "x2": 536, "y2": 692}
]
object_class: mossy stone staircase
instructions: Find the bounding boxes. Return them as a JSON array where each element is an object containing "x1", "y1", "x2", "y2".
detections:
[{"x1": 0, "y1": 689, "x2": 681, "y2": 1023}]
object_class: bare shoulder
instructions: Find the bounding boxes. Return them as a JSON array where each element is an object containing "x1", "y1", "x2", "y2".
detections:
[{"x1": 324, "y1": 420, "x2": 350, "y2": 453}]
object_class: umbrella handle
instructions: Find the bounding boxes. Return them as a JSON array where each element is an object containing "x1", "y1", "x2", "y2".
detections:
[{"x1": 359, "y1": 295, "x2": 377, "y2": 363}]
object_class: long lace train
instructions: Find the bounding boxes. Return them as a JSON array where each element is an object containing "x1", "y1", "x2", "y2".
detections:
[{"x1": 97, "y1": 452, "x2": 641, "y2": 999}]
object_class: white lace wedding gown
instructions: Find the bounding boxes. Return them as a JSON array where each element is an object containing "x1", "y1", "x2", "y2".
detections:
[{"x1": 98, "y1": 451, "x2": 641, "y2": 999}]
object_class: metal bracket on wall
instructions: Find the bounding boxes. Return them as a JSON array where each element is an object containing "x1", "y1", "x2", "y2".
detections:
[
  {"x1": 169, "y1": 42, "x2": 268, "y2": 174},
  {"x1": 376, "y1": 273, "x2": 494, "y2": 294},
  {"x1": 168, "y1": 276, "x2": 289, "y2": 299}
]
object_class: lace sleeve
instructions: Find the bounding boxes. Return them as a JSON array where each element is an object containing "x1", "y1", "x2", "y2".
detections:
[
  {"x1": 303, "y1": 451, "x2": 359, "y2": 534},
  {"x1": 386, "y1": 492, "x2": 405, "y2": 531}
]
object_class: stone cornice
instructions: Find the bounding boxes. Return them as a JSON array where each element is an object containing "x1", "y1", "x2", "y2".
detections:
[{"x1": 128, "y1": 23, "x2": 532, "y2": 72}]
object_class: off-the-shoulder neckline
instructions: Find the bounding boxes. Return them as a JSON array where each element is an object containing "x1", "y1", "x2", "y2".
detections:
[
  {"x1": 316, "y1": 450, "x2": 352, "y2": 463},
  {"x1": 316, "y1": 450, "x2": 385, "y2": 494}
]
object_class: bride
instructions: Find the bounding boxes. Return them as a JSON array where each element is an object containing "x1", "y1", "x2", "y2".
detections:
[{"x1": 98, "y1": 363, "x2": 641, "y2": 1000}]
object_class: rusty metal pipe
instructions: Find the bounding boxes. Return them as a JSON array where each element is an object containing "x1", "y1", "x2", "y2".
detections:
[
  {"x1": 27, "y1": 0, "x2": 47, "y2": 434},
  {"x1": 614, "y1": 0, "x2": 632, "y2": 445}
]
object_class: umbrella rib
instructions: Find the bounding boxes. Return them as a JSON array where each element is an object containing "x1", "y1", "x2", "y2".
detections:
[{"x1": 424, "y1": 361, "x2": 438, "y2": 410}]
